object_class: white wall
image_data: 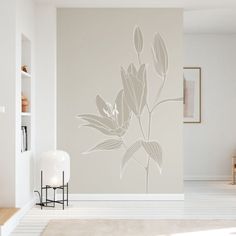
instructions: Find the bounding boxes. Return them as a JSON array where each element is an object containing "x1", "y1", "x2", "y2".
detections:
[
  {"x1": 0, "y1": 0, "x2": 57, "y2": 207},
  {"x1": 0, "y1": 0, "x2": 17, "y2": 207},
  {"x1": 184, "y1": 34, "x2": 236, "y2": 180},
  {"x1": 0, "y1": 0, "x2": 36, "y2": 208}
]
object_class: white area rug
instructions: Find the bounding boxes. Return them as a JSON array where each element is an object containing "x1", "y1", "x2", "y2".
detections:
[{"x1": 42, "y1": 219, "x2": 236, "y2": 236}]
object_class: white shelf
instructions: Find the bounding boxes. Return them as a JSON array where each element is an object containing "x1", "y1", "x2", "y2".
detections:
[
  {"x1": 21, "y1": 71, "x2": 31, "y2": 78},
  {"x1": 21, "y1": 112, "x2": 31, "y2": 116}
]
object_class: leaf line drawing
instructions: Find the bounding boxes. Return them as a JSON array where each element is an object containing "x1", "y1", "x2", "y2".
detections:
[{"x1": 77, "y1": 26, "x2": 182, "y2": 193}]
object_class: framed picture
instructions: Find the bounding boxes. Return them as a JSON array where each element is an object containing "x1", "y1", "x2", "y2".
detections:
[{"x1": 183, "y1": 67, "x2": 201, "y2": 123}]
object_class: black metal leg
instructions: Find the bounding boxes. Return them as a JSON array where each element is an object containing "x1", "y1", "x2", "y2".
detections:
[
  {"x1": 46, "y1": 186, "x2": 48, "y2": 207},
  {"x1": 53, "y1": 188, "x2": 56, "y2": 207},
  {"x1": 67, "y1": 183, "x2": 69, "y2": 206},
  {"x1": 38, "y1": 171, "x2": 68, "y2": 210},
  {"x1": 62, "y1": 171, "x2": 65, "y2": 210},
  {"x1": 41, "y1": 171, "x2": 43, "y2": 210}
]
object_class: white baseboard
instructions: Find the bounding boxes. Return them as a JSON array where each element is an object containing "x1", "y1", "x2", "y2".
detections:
[
  {"x1": 59, "y1": 194, "x2": 184, "y2": 201},
  {"x1": 0, "y1": 197, "x2": 36, "y2": 236},
  {"x1": 184, "y1": 175, "x2": 231, "y2": 181}
]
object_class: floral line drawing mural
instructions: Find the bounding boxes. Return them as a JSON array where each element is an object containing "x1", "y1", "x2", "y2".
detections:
[{"x1": 77, "y1": 26, "x2": 182, "y2": 193}]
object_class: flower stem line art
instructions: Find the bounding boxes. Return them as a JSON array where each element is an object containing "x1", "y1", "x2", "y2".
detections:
[
  {"x1": 121, "y1": 138, "x2": 146, "y2": 170},
  {"x1": 138, "y1": 116, "x2": 146, "y2": 140},
  {"x1": 77, "y1": 25, "x2": 182, "y2": 193}
]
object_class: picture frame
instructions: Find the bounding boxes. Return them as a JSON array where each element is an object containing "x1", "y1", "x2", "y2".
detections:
[{"x1": 183, "y1": 67, "x2": 201, "y2": 123}]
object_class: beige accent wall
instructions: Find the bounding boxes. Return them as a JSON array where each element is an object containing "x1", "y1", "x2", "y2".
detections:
[{"x1": 57, "y1": 8, "x2": 183, "y2": 194}]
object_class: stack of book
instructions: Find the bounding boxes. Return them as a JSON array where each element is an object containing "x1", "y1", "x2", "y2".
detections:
[{"x1": 21, "y1": 126, "x2": 28, "y2": 152}]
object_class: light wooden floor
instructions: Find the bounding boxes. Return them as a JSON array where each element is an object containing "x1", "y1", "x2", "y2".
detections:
[
  {"x1": 0, "y1": 208, "x2": 19, "y2": 225},
  {"x1": 11, "y1": 181, "x2": 236, "y2": 235}
]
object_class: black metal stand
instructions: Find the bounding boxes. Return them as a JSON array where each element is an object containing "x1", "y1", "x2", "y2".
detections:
[{"x1": 36, "y1": 171, "x2": 69, "y2": 210}]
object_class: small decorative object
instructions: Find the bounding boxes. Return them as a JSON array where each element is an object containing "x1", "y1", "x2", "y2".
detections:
[
  {"x1": 37, "y1": 150, "x2": 70, "y2": 210},
  {"x1": 183, "y1": 67, "x2": 201, "y2": 123},
  {"x1": 21, "y1": 94, "x2": 29, "y2": 112},
  {"x1": 21, "y1": 65, "x2": 28, "y2": 73}
]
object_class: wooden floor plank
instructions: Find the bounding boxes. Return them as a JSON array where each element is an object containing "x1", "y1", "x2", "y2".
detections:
[{"x1": 0, "y1": 208, "x2": 19, "y2": 225}]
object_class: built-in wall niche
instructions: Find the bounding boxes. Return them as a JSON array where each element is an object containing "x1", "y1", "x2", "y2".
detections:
[
  {"x1": 21, "y1": 34, "x2": 32, "y2": 153},
  {"x1": 21, "y1": 116, "x2": 31, "y2": 152},
  {"x1": 21, "y1": 34, "x2": 31, "y2": 74},
  {"x1": 21, "y1": 76, "x2": 31, "y2": 113}
]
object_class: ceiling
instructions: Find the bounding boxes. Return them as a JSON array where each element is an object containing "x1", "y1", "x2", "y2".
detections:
[{"x1": 35, "y1": 0, "x2": 236, "y2": 33}]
